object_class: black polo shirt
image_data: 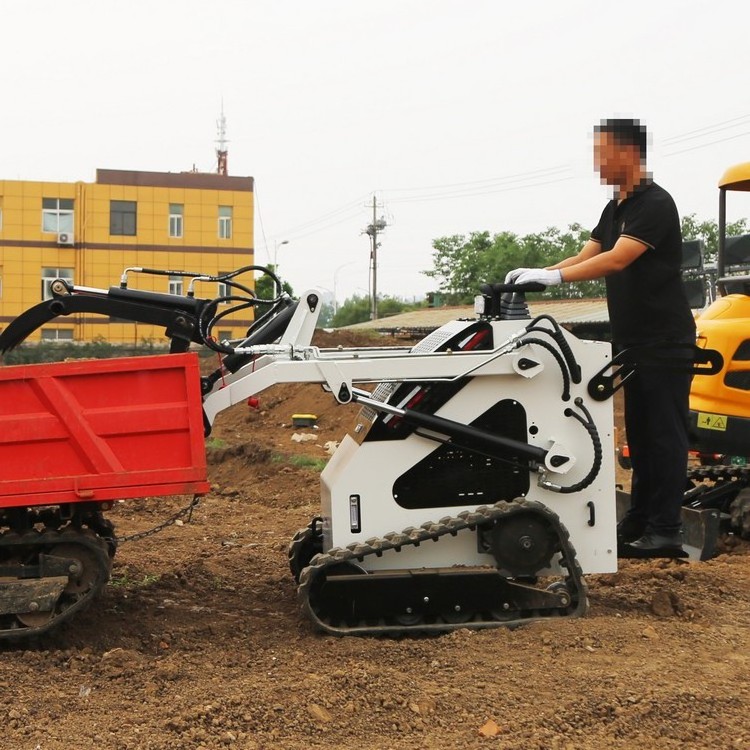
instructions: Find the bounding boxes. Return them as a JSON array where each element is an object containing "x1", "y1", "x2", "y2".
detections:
[{"x1": 590, "y1": 181, "x2": 695, "y2": 345}]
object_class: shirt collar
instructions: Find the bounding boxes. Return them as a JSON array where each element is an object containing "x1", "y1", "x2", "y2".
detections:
[{"x1": 615, "y1": 176, "x2": 653, "y2": 206}]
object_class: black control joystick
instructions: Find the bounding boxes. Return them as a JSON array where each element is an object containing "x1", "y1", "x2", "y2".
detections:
[{"x1": 477, "y1": 282, "x2": 546, "y2": 320}]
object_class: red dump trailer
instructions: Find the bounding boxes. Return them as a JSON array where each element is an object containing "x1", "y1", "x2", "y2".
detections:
[{"x1": 0, "y1": 353, "x2": 209, "y2": 639}]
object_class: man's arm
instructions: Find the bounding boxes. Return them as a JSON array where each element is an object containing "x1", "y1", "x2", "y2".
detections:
[
  {"x1": 557, "y1": 236, "x2": 648, "y2": 282},
  {"x1": 546, "y1": 239, "x2": 603, "y2": 271},
  {"x1": 505, "y1": 239, "x2": 603, "y2": 283},
  {"x1": 512, "y1": 236, "x2": 649, "y2": 287}
]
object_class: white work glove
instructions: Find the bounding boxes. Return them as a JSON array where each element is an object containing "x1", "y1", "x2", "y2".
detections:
[
  {"x1": 504, "y1": 267, "x2": 534, "y2": 284},
  {"x1": 514, "y1": 268, "x2": 563, "y2": 286}
]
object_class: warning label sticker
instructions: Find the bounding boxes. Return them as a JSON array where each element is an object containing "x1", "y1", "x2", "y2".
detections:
[{"x1": 697, "y1": 412, "x2": 728, "y2": 431}]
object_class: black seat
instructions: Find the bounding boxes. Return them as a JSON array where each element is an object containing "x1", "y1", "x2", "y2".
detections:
[
  {"x1": 718, "y1": 234, "x2": 750, "y2": 297},
  {"x1": 681, "y1": 239, "x2": 704, "y2": 271},
  {"x1": 725, "y1": 234, "x2": 750, "y2": 269},
  {"x1": 683, "y1": 277, "x2": 707, "y2": 309},
  {"x1": 681, "y1": 239, "x2": 708, "y2": 308}
]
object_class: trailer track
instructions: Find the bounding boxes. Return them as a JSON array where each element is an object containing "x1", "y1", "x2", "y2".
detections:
[{"x1": 0, "y1": 517, "x2": 112, "y2": 641}]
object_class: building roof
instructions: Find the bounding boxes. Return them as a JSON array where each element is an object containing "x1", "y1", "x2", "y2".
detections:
[
  {"x1": 96, "y1": 168, "x2": 254, "y2": 192},
  {"x1": 345, "y1": 298, "x2": 610, "y2": 333}
]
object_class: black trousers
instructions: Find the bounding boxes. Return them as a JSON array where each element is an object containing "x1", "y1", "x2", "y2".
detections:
[{"x1": 622, "y1": 350, "x2": 693, "y2": 534}]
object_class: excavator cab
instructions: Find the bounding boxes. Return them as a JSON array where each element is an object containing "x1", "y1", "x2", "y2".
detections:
[{"x1": 689, "y1": 163, "x2": 750, "y2": 458}]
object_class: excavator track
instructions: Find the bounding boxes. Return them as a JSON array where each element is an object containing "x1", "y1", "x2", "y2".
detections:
[
  {"x1": 688, "y1": 464, "x2": 750, "y2": 485},
  {"x1": 687, "y1": 464, "x2": 750, "y2": 538},
  {"x1": 0, "y1": 523, "x2": 112, "y2": 641},
  {"x1": 297, "y1": 498, "x2": 587, "y2": 636}
]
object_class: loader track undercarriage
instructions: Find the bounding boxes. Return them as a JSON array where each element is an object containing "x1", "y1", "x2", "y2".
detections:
[
  {"x1": 293, "y1": 498, "x2": 587, "y2": 636},
  {"x1": 0, "y1": 508, "x2": 114, "y2": 641}
]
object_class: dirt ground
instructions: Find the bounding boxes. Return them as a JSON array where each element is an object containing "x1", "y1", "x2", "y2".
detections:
[{"x1": 2, "y1": 329, "x2": 749, "y2": 750}]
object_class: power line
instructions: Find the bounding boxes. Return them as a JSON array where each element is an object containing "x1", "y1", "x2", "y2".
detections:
[
  {"x1": 280, "y1": 206, "x2": 365, "y2": 242},
  {"x1": 267, "y1": 167, "x2": 574, "y2": 243},
  {"x1": 663, "y1": 129, "x2": 750, "y2": 157},
  {"x1": 253, "y1": 184, "x2": 270, "y2": 264},
  {"x1": 662, "y1": 114, "x2": 750, "y2": 145},
  {"x1": 381, "y1": 164, "x2": 571, "y2": 193},
  {"x1": 254, "y1": 114, "x2": 749, "y2": 253},
  {"x1": 386, "y1": 173, "x2": 576, "y2": 204},
  {"x1": 271, "y1": 193, "x2": 371, "y2": 239}
]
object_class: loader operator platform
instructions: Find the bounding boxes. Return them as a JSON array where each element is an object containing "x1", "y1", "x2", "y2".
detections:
[{"x1": 507, "y1": 118, "x2": 695, "y2": 559}]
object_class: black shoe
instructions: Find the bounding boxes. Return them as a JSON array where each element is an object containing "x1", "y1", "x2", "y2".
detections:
[
  {"x1": 616, "y1": 516, "x2": 646, "y2": 545},
  {"x1": 619, "y1": 532, "x2": 688, "y2": 560}
]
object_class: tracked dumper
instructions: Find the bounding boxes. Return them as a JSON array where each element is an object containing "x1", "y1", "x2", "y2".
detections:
[{"x1": 0, "y1": 267, "x2": 721, "y2": 639}]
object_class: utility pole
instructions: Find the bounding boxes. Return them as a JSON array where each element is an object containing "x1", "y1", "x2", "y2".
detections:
[{"x1": 363, "y1": 195, "x2": 387, "y2": 320}]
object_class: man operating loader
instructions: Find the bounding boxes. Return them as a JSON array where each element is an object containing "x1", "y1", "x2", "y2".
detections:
[{"x1": 506, "y1": 118, "x2": 696, "y2": 558}]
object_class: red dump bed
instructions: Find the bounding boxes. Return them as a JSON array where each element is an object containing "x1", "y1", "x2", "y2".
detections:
[{"x1": 0, "y1": 353, "x2": 209, "y2": 507}]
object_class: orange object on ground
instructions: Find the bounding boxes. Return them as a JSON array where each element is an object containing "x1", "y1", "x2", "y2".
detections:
[{"x1": 0, "y1": 353, "x2": 209, "y2": 507}]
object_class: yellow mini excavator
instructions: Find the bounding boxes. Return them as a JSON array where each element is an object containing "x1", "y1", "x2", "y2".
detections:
[{"x1": 685, "y1": 162, "x2": 750, "y2": 540}]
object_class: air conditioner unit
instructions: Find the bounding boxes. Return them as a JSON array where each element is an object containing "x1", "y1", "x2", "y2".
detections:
[{"x1": 57, "y1": 231, "x2": 74, "y2": 246}]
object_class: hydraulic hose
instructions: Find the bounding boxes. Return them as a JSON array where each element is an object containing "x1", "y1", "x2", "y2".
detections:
[
  {"x1": 519, "y1": 336, "x2": 572, "y2": 401},
  {"x1": 526, "y1": 314, "x2": 582, "y2": 384},
  {"x1": 554, "y1": 399, "x2": 602, "y2": 494}
]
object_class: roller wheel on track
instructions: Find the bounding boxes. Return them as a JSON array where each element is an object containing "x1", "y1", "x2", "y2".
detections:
[{"x1": 729, "y1": 488, "x2": 750, "y2": 539}]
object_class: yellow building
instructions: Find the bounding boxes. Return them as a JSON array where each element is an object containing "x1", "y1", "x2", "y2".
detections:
[{"x1": 0, "y1": 168, "x2": 254, "y2": 343}]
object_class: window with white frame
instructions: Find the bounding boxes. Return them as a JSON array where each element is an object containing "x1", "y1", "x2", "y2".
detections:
[
  {"x1": 168, "y1": 275, "x2": 184, "y2": 296},
  {"x1": 217, "y1": 330, "x2": 233, "y2": 342},
  {"x1": 42, "y1": 198, "x2": 74, "y2": 233},
  {"x1": 40, "y1": 328, "x2": 74, "y2": 341},
  {"x1": 41, "y1": 267, "x2": 74, "y2": 300},
  {"x1": 169, "y1": 203, "x2": 184, "y2": 238},
  {"x1": 218, "y1": 206, "x2": 232, "y2": 239}
]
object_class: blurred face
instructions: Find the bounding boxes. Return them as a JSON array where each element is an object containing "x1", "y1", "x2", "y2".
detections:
[{"x1": 593, "y1": 131, "x2": 642, "y2": 187}]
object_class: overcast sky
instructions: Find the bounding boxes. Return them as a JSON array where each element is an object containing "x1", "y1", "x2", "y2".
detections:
[{"x1": 2, "y1": 0, "x2": 749, "y2": 303}]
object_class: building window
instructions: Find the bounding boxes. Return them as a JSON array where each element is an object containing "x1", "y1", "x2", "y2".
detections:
[
  {"x1": 41, "y1": 267, "x2": 74, "y2": 301},
  {"x1": 110, "y1": 200, "x2": 137, "y2": 236},
  {"x1": 168, "y1": 275, "x2": 183, "y2": 296},
  {"x1": 169, "y1": 203, "x2": 183, "y2": 238},
  {"x1": 218, "y1": 206, "x2": 232, "y2": 239},
  {"x1": 40, "y1": 328, "x2": 75, "y2": 341},
  {"x1": 217, "y1": 271, "x2": 231, "y2": 302},
  {"x1": 42, "y1": 198, "x2": 74, "y2": 233},
  {"x1": 217, "y1": 330, "x2": 233, "y2": 342}
]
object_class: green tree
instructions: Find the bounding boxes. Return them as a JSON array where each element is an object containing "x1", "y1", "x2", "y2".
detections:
[
  {"x1": 424, "y1": 231, "x2": 496, "y2": 303},
  {"x1": 331, "y1": 295, "x2": 371, "y2": 327},
  {"x1": 424, "y1": 224, "x2": 603, "y2": 302},
  {"x1": 253, "y1": 265, "x2": 294, "y2": 318},
  {"x1": 331, "y1": 295, "x2": 425, "y2": 328},
  {"x1": 316, "y1": 301, "x2": 335, "y2": 328}
]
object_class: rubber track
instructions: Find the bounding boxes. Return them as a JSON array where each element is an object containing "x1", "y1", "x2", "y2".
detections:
[
  {"x1": 688, "y1": 464, "x2": 750, "y2": 485},
  {"x1": 0, "y1": 527, "x2": 112, "y2": 641},
  {"x1": 298, "y1": 498, "x2": 587, "y2": 636}
]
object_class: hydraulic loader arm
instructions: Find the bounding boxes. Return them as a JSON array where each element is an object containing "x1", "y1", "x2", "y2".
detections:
[{"x1": 0, "y1": 281, "x2": 219, "y2": 354}]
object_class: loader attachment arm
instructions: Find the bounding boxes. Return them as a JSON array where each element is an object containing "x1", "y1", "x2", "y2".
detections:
[
  {"x1": 0, "y1": 285, "x2": 218, "y2": 354},
  {"x1": 587, "y1": 342, "x2": 724, "y2": 401}
]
